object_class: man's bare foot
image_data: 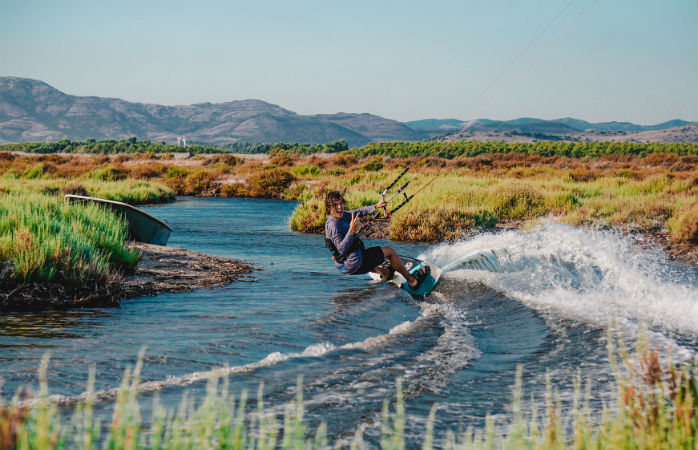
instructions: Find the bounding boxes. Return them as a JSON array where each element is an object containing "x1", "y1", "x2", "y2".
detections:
[
  {"x1": 374, "y1": 265, "x2": 393, "y2": 281},
  {"x1": 407, "y1": 266, "x2": 430, "y2": 289}
]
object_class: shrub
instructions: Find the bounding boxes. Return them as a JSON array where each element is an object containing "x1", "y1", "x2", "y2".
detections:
[
  {"x1": 204, "y1": 154, "x2": 241, "y2": 168},
  {"x1": 390, "y1": 208, "x2": 482, "y2": 241},
  {"x1": 326, "y1": 168, "x2": 345, "y2": 176},
  {"x1": 89, "y1": 165, "x2": 127, "y2": 182},
  {"x1": 362, "y1": 158, "x2": 384, "y2": 172},
  {"x1": 333, "y1": 153, "x2": 356, "y2": 167},
  {"x1": 129, "y1": 164, "x2": 166, "y2": 179},
  {"x1": 21, "y1": 163, "x2": 48, "y2": 179},
  {"x1": 245, "y1": 169, "x2": 294, "y2": 199},
  {"x1": 290, "y1": 197, "x2": 326, "y2": 233},
  {"x1": 166, "y1": 167, "x2": 190, "y2": 179},
  {"x1": 666, "y1": 201, "x2": 698, "y2": 243},
  {"x1": 59, "y1": 182, "x2": 88, "y2": 197},
  {"x1": 491, "y1": 184, "x2": 546, "y2": 221},
  {"x1": 283, "y1": 184, "x2": 307, "y2": 200},
  {"x1": 568, "y1": 168, "x2": 598, "y2": 182},
  {"x1": 219, "y1": 182, "x2": 242, "y2": 198},
  {"x1": 183, "y1": 170, "x2": 217, "y2": 196},
  {"x1": 269, "y1": 149, "x2": 293, "y2": 166},
  {"x1": 291, "y1": 164, "x2": 321, "y2": 177}
]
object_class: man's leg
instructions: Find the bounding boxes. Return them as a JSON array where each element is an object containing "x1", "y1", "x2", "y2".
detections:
[
  {"x1": 381, "y1": 246, "x2": 420, "y2": 289},
  {"x1": 371, "y1": 265, "x2": 393, "y2": 281}
]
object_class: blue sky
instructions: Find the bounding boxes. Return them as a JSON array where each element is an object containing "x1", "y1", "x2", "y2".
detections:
[{"x1": 1, "y1": 0, "x2": 696, "y2": 124}]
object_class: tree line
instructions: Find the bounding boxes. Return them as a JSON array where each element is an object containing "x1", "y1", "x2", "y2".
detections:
[
  {"x1": 0, "y1": 138, "x2": 349, "y2": 156},
  {"x1": 349, "y1": 141, "x2": 698, "y2": 158},
  {"x1": 1, "y1": 138, "x2": 695, "y2": 158}
]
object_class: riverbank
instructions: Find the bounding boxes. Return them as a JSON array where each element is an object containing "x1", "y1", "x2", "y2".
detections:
[
  {"x1": 0, "y1": 243, "x2": 256, "y2": 311},
  {"x1": 2, "y1": 146, "x2": 697, "y2": 301}
]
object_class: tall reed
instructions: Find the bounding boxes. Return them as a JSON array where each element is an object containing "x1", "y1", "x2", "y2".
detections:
[
  {"x1": 1, "y1": 331, "x2": 695, "y2": 449},
  {"x1": 0, "y1": 191, "x2": 139, "y2": 283}
]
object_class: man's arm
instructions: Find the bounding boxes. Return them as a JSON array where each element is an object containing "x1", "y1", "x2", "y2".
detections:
[
  {"x1": 327, "y1": 220, "x2": 356, "y2": 255},
  {"x1": 348, "y1": 200, "x2": 386, "y2": 218}
]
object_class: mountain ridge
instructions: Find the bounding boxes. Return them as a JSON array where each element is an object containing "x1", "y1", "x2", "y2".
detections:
[
  {"x1": 0, "y1": 77, "x2": 424, "y2": 146},
  {"x1": 1, "y1": 77, "x2": 695, "y2": 146},
  {"x1": 405, "y1": 117, "x2": 695, "y2": 136}
]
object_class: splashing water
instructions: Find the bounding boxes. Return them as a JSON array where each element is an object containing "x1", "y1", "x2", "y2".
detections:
[{"x1": 423, "y1": 223, "x2": 698, "y2": 336}]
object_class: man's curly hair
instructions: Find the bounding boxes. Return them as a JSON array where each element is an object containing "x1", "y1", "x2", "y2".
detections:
[{"x1": 325, "y1": 191, "x2": 344, "y2": 215}]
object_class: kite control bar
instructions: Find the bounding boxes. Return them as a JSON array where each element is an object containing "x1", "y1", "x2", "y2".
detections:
[
  {"x1": 355, "y1": 160, "x2": 436, "y2": 237},
  {"x1": 386, "y1": 174, "x2": 438, "y2": 216}
]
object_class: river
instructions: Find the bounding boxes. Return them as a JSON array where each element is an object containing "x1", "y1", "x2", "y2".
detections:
[{"x1": 1, "y1": 197, "x2": 697, "y2": 444}]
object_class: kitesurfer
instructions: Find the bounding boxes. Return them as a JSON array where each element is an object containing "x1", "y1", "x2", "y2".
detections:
[{"x1": 324, "y1": 191, "x2": 429, "y2": 289}]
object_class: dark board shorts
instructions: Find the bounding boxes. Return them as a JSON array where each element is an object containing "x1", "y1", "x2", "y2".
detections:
[{"x1": 353, "y1": 246, "x2": 386, "y2": 275}]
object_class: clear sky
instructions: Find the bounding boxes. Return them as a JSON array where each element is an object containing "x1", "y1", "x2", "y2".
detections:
[{"x1": 1, "y1": 0, "x2": 696, "y2": 124}]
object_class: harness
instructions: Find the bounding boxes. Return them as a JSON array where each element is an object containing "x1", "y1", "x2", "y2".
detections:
[{"x1": 325, "y1": 237, "x2": 363, "y2": 264}]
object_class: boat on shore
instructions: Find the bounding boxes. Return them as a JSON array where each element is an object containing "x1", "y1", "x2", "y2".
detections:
[{"x1": 64, "y1": 194, "x2": 173, "y2": 246}]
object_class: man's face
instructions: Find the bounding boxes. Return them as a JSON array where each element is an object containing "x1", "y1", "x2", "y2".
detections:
[{"x1": 330, "y1": 199, "x2": 345, "y2": 218}]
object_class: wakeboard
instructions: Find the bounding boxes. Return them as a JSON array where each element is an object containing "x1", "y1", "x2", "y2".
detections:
[{"x1": 369, "y1": 255, "x2": 442, "y2": 297}]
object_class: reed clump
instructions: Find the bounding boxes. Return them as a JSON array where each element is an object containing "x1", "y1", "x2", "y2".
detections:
[
  {"x1": 0, "y1": 178, "x2": 174, "y2": 286},
  {"x1": 0, "y1": 192, "x2": 140, "y2": 284}
]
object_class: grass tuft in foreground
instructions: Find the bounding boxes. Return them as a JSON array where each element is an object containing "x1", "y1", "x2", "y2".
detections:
[{"x1": 0, "y1": 330, "x2": 695, "y2": 449}]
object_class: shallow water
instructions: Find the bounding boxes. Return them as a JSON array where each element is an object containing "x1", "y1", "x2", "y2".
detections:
[{"x1": 1, "y1": 197, "x2": 697, "y2": 442}]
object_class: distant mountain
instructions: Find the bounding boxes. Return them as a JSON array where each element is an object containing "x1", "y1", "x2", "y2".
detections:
[
  {"x1": 404, "y1": 119, "x2": 464, "y2": 131},
  {"x1": 1, "y1": 77, "x2": 694, "y2": 147},
  {"x1": 406, "y1": 117, "x2": 696, "y2": 138},
  {"x1": 0, "y1": 77, "x2": 426, "y2": 147}
]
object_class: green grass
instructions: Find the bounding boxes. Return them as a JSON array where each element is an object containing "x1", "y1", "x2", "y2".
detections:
[
  {"x1": 290, "y1": 167, "x2": 698, "y2": 242},
  {"x1": 0, "y1": 178, "x2": 174, "y2": 284},
  {"x1": 0, "y1": 192, "x2": 140, "y2": 283},
  {"x1": 1, "y1": 331, "x2": 695, "y2": 449},
  {"x1": 0, "y1": 178, "x2": 175, "y2": 205}
]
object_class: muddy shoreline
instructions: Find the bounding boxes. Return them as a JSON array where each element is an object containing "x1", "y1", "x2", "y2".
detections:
[{"x1": 0, "y1": 243, "x2": 257, "y2": 312}]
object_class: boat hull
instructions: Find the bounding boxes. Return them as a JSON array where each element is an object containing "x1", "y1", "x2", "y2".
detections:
[{"x1": 65, "y1": 195, "x2": 173, "y2": 246}]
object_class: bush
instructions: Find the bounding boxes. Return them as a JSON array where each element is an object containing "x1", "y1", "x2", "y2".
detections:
[
  {"x1": 325, "y1": 168, "x2": 345, "y2": 176},
  {"x1": 290, "y1": 197, "x2": 326, "y2": 233},
  {"x1": 59, "y1": 182, "x2": 88, "y2": 197},
  {"x1": 666, "y1": 201, "x2": 698, "y2": 243},
  {"x1": 362, "y1": 158, "x2": 384, "y2": 172},
  {"x1": 89, "y1": 165, "x2": 127, "y2": 182},
  {"x1": 491, "y1": 184, "x2": 545, "y2": 221},
  {"x1": 166, "y1": 167, "x2": 190, "y2": 179},
  {"x1": 184, "y1": 170, "x2": 217, "y2": 196},
  {"x1": 21, "y1": 163, "x2": 48, "y2": 179},
  {"x1": 390, "y1": 208, "x2": 484, "y2": 241},
  {"x1": 245, "y1": 169, "x2": 294, "y2": 199},
  {"x1": 129, "y1": 164, "x2": 166, "y2": 179},
  {"x1": 291, "y1": 164, "x2": 321, "y2": 177},
  {"x1": 269, "y1": 149, "x2": 293, "y2": 166}
]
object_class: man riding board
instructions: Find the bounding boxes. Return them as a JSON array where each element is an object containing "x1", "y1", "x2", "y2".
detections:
[{"x1": 324, "y1": 191, "x2": 429, "y2": 289}]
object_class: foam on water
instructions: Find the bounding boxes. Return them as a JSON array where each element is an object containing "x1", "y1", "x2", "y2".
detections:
[{"x1": 422, "y1": 223, "x2": 698, "y2": 337}]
